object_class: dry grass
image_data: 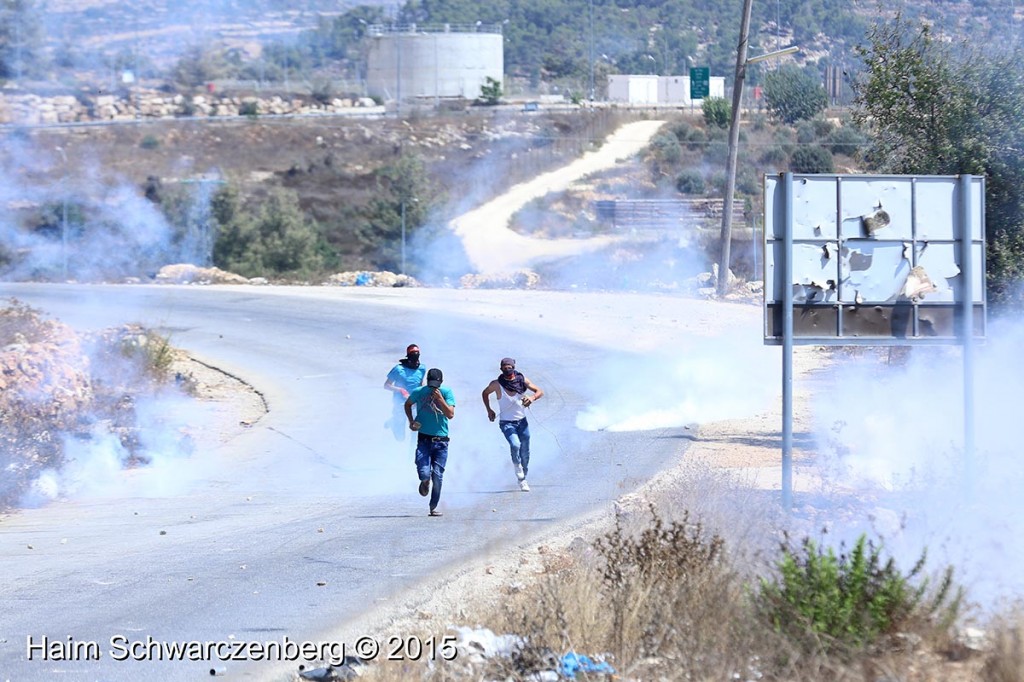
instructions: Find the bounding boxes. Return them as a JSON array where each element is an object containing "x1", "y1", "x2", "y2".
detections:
[
  {"x1": 981, "y1": 609, "x2": 1024, "y2": 682},
  {"x1": 353, "y1": 498, "x2": 1004, "y2": 682}
]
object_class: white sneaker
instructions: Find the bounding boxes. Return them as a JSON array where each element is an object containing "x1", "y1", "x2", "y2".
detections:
[
  {"x1": 514, "y1": 463, "x2": 525, "y2": 481},
  {"x1": 519, "y1": 479, "x2": 530, "y2": 492}
]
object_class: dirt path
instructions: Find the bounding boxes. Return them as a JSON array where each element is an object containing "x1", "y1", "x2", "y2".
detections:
[{"x1": 450, "y1": 119, "x2": 667, "y2": 274}]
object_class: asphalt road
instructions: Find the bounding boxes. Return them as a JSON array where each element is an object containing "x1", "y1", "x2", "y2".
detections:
[{"x1": 0, "y1": 283, "x2": 694, "y2": 681}]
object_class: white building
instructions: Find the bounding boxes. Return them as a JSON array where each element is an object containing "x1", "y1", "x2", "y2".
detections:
[
  {"x1": 366, "y1": 24, "x2": 504, "y2": 101},
  {"x1": 607, "y1": 74, "x2": 726, "y2": 106}
]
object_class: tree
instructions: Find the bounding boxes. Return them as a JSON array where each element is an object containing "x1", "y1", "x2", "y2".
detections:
[
  {"x1": 0, "y1": 0, "x2": 44, "y2": 80},
  {"x1": 354, "y1": 155, "x2": 437, "y2": 273},
  {"x1": 763, "y1": 65, "x2": 827, "y2": 124},
  {"x1": 169, "y1": 45, "x2": 231, "y2": 90},
  {"x1": 854, "y1": 14, "x2": 1024, "y2": 308},
  {"x1": 789, "y1": 145, "x2": 834, "y2": 173},
  {"x1": 702, "y1": 97, "x2": 730, "y2": 129},
  {"x1": 213, "y1": 187, "x2": 325, "y2": 278},
  {"x1": 478, "y1": 76, "x2": 503, "y2": 105}
]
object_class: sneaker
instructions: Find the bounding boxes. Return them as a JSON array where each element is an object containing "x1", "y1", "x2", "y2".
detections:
[
  {"x1": 519, "y1": 479, "x2": 531, "y2": 492},
  {"x1": 428, "y1": 508, "x2": 443, "y2": 517},
  {"x1": 514, "y1": 463, "x2": 525, "y2": 482},
  {"x1": 418, "y1": 479, "x2": 430, "y2": 497}
]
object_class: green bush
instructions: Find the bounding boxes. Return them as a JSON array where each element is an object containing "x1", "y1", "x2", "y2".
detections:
[
  {"x1": 478, "y1": 76, "x2": 503, "y2": 105},
  {"x1": 702, "y1": 97, "x2": 730, "y2": 129},
  {"x1": 683, "y1": 126, "x2": 707, "y2": 151},
  {"x1": 705, "y1": 139, "x2": 730, "y2": 164},
  {"x1": 650, "y1": 132, "x2": 682, "y2": 165},
  {"x1": 796, "y1": 120, "x2": 817, "y2": 144},
  {"x1": 140, "y1": 135, "x2": 160, "y2": 150},
  {"x1": 708, "y1": 170, "x2": 728, "y2": 194},
  {"x1": 176, "y1": 97, "x2": 196, "y2": 117},
  {"x1": 760, "y1": 146, "x2": 789, "y2": 166},
  {"x1": 737, "y1": 170, "x2": 760, "y2": 195},
  {"x1": 669, "y1": 120, "x2": 692, "y2": 142},
  {"x1": 826, "y1": 125, "x2": 868, "y2": 157},
  {"x1": 812, "y1": 117, "x2": 835, "y2": 138},
  {"x1": 675, "y1": 169, "x2": 705, "y2": 194},
  {"x1": 790, "y1": 145, "x2": 836, "y2": 173},
  {"x1": 757, "y1": 534, "x2": 962, "y2": 656},
  {"x1": 239, "y1": 101, "x2": 259, "y2": 118}
]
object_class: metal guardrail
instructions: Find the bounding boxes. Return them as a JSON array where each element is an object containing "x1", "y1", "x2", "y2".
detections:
[
  {"x1": 365, "y1": 23, "x2": 504, "y2": 35},
  {"x1": 596, "y1": 198, "x2": 746, "y2": 231}
]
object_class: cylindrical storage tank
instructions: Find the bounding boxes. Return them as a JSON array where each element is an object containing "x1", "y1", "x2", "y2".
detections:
[{"x1": 366, "y1": 28, "x2": 503, "y2": 101}]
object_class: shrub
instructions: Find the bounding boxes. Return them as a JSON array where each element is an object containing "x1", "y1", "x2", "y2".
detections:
[
  {"x1": 669, "y1": 120, "x2": 692, "y2": 142},
  {"x1": 760, "y1": 146, "x2": 789, "y2": 166},
  {"x1": 757, "y1": 534, "x2": 962, "y2": 656},
  {"x1": 737, "y1": 170, "x2": 760, "y2": 195},
  {"x1": 239, "y1": 101, "x2": 259, "y2": 118},
  {"x1": 675, "y1": 169, "x2": 705, "y2": 195},
  {"x1": 826, "y1": 125, "x2": 868, "y2": 157},
  {"x1": 176, "y1": 97, "x2": 196, "y2": 117},
  {"x1": 812, "y1": 117, "x2": 835, "y2": 137},
  {"x1": 140, "y1": 135, "x2": 160, "y2": 150},
  {"x1": 649, "y1": 132, "x2": 681, "y2": 166},
  {"x1": 708, "y1": 170, "x2": 728, "y2": 193},
  {"x1": 981, "y1": 609, "x2": 1024, "y2": 682},
  {"x1": 592, "y1": 506, "x2": 729, "y2": 661},
  {"x1": 790, "y1": 145, "x2": 836, "y2": 173},
  {"x1": 796, "y1": 120, "x2": 817, "y2": 144},
  {"x1": 683, "y1": 126, "x2": 707, "y2": 151},
  {"x1": 705, "y1": 139, "x2": 730, "y2": 164},
  {"x1": 310, "y1": 79, "x2": 334, "y2": 105},
  {"x1": 479, "y1": 76, "x2": 503, "y2": 105},
  {"x1": 702, "y1": 97, "x2": 730, "y2": 129}
]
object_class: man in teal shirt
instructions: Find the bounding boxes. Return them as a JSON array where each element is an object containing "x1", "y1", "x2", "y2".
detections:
[{"x1": 404, "y1": 368, "x2": 455, "y2": 517}]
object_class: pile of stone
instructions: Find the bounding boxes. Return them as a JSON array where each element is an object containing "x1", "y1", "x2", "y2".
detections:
[
  {"x1": 324, "y1": 271, "x2": 420, "y2": 287},
  {"x1": 459, "y1": 270, "x2": 541, "y2": 289},
  {"x1": 0, "y1": 309, "x2": 92, "y2": 427},
  {"x1": 154, "y1": 264, "x2": 250, "y2": 285},
  {"x1": 0, "y1": 89, "x2": 381, "y2": 126}
]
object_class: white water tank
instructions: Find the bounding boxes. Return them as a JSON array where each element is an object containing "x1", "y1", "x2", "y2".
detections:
[{"x1": 366, "y1": 25, "x2": 504, "y2": 101}]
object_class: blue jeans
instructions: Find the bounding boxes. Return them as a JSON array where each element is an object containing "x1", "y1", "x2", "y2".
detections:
[
  {"x1": 415, "y1": 434, "x2": 449, "y2": 510},
  {"x1": 499, "y1": 419, "x2": 530, "y2": 477}
]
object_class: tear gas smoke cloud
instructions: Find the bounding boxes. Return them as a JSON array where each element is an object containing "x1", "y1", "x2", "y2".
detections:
[
  {"x1": 576, "y1": 328, "x2": 775, "y2": 432},
  {"x1": 20, "y1": 391, "x2": 219, "y2": 507},
  {"x1": 0, "y1": 140, "x2": 216, "y2": 281},
  {"x1": 806, "y1": 318, "x2": 1024, "y2": 610}
]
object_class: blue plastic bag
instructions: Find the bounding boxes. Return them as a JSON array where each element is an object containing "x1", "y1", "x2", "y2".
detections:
[{"x1": 560, "y1": 651, "x2": 615, "y2": 678}]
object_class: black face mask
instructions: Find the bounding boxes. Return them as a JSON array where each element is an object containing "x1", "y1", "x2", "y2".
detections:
[
  {"x1": 406, "y1": 353, "x2": 420, "y2": 367},
  {"x1": 501, "y1": 366, "x2": 515, "y2": 376}
]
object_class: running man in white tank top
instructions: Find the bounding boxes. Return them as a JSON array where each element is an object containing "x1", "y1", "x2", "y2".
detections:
[{"x1": 481, "y1": 357, "x2": 545, "y2": 492}]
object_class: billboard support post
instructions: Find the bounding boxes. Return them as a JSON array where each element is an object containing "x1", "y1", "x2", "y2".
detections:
[
  {"x1": 782, "y1": 172, "x2": 794, "y2": 509},
  {"x1": 959, "y1": 174, "x2": 976, "y2": 489}
]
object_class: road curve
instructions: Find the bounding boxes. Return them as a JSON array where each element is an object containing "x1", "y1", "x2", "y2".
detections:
[
  {"x1": 451, "y1": 119, "x2": 667, "y2": 274},
  {"x1": 0, "y1": 283, "x2": 699, "y2": 681}
]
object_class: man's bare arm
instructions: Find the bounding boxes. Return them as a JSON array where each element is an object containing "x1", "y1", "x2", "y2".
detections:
[{"x1": 522, "y1": 376, "x2": 544, "y2": 407}]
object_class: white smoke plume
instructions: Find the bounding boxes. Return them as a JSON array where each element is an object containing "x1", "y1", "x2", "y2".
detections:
[
  {"x1": 803, "y1": 317, "x2": 1024, "y2": 611},
  {"x1": 0, "y1": 140, "x2": 216, "y2": 281}
]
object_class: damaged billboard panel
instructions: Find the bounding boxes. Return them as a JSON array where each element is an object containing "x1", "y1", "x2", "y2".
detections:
[{"x1": 764, "y1": 174, "x2": 985, "y2": 344}]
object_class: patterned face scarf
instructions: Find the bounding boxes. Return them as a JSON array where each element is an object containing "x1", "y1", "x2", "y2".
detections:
[{"x1": 498, "y1": 369, "x2": 526, "y2": 395}]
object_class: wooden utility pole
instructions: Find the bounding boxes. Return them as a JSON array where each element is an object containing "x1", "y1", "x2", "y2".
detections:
[{"x1": 717, "y1": 0, "x2": 755, "y2": 296}]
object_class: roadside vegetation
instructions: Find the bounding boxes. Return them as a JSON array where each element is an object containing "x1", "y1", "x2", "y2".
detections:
[
  {"x1": 0, "y1": 299, "x2": 195, "y2": 509},
  {"x1": 356, "y1": 504, "x2": 1017, "y2": 681}
]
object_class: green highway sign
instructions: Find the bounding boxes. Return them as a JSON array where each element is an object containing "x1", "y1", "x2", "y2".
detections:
[{"x1": 689, "y1": 67, "x2": 710, "y2": 99}]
